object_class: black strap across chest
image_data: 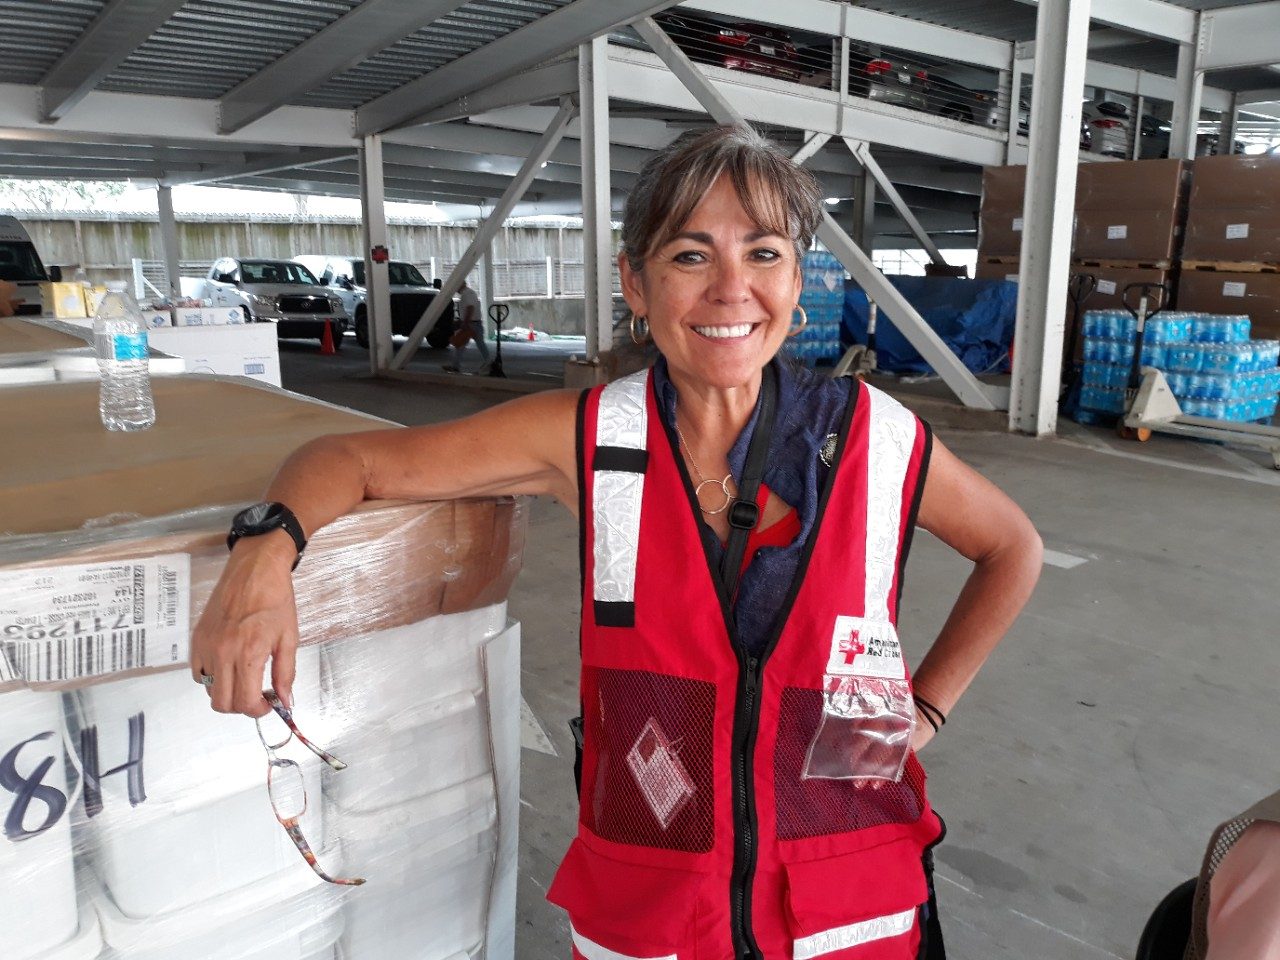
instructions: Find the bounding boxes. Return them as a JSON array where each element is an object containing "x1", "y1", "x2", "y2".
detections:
[{"x1": 717, "y1": 363, "x2": 779, "y2": 601}]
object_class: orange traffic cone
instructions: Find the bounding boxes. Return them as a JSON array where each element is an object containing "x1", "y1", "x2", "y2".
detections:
[{"x1": 321, "y1": 319, "x2": 336, "y2": 356}]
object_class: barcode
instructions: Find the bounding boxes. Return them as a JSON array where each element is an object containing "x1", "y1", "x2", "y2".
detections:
[
  {"x1": 0, "y1": 648, "x2": 14, "y2": 684},
  {"x1": 4, "y1": 628, "x2": 147, "y2": 683}
]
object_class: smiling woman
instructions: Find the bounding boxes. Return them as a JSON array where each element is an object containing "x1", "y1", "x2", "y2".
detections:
[{"x1": 191, "y1": 123, "x2": 1042, "y2": 960}]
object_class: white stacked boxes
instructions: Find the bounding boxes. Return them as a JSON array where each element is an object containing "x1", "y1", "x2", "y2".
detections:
[{"x1": 0, "y1": 377, "x2": 528, "y2": 960}]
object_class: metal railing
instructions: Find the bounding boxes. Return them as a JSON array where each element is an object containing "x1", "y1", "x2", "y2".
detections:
[{"x1": 625, "y1": 13, "x2": 1014, "y2": 133}]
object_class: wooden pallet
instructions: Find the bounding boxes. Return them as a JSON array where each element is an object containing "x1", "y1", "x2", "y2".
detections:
[
  {"x1": 1181, "y1": 260, "x2": 1280, "y2": 274},
  {"x1": 1075, "y1": 257, "x2": 1173, "y2": 271}
]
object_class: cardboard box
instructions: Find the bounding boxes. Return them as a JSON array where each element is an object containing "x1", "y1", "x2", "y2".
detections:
[
  {"x1": 981, "y1": 164, "x2": 1027, "y2": 210},
  {"x1": 1075, "y1": 159, "x2": 1189, "y2": 212},
  {"x1": 148, "y1": 323, "x2": 280, "y2": 386},
  {"x1": 39, "y1": 282, "x2": 87, "y2": 319},
  {"x1": 975, "y1": 260, "x2": 1021, "y2": 283},
  {"x1": 1074, "y1": 208, "x2": 1182, "y2": 263},
  {"x1": 1183, "y1": 155, "x2": 1280, "y2": 263},
  {"x1": 0, "y1": 377, "x2": 527, "y2": 959},
  {"x1": 1074, "y1": 263, "x2": 1171, "y2": 310},
  {"x1": 1188, "y1": 154, "x2": 1280, "y2": 209},
  {"x1": 140, "y1": 308, "x2": 172, "y2": 329},
  {"x1": 1177, "y1": 270, "x2": 1280, "y2": 339},
  {"x1": 0, "y1": 316, "x2": 89, "y2": 357},
  {"x1": 83, "y1": 285, "x2": 109, "y2": 316},
  {"x1": 174, "y1": 305, "x2": 245, "y2": 326},
  {"x1": 1182, "y1": 208, "x2": 1280, "y2": 264}
]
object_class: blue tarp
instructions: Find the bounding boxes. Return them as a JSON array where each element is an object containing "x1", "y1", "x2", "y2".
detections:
[{"x1": 842, "y1": 277, "x2": 1018, "y2": 375}]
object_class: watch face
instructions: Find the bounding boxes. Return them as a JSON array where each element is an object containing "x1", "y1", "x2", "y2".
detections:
[{"x1": 237, "y1": 501, "x2": 282, "y2": 532}]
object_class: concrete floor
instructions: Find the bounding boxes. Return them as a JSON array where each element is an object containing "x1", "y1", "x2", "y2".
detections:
[{"x1": 277, "y1": 337, "x2": 1280, "y2": 960}]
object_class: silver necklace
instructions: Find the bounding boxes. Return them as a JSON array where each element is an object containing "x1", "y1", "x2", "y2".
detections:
[{"x1": 675, "y1": 422, "x2": 735, "y2": 516}]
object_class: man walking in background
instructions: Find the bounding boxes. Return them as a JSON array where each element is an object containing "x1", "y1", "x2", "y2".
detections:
[{"x1": 443, "y1": 278, "x2": 490, "y2": 373}]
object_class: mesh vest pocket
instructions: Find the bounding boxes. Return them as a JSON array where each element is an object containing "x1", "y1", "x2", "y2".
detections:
[
  {"x1": 580, "y1": 666, "x2": 716, "y2": 853},
  {"x1": 774, "y1": 687, "x2": 926, "y2": 842}
]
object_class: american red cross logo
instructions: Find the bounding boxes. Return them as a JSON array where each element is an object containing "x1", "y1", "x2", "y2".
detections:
[{"x1": 837, "y1": 629, "x2": 866, "y2": 665}]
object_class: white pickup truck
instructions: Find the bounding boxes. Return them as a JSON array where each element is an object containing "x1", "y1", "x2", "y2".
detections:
[
  {"x1": 294, "y1": 255, "x2": 456, "y2": 350},
  {"x1": 204, "y1": 257, "x2": 349, "y2": 347}
]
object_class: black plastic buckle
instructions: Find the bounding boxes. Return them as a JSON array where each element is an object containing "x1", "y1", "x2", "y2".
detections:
[{"x1": 728, "y1": 498, "x2": 760, "y2": 531}]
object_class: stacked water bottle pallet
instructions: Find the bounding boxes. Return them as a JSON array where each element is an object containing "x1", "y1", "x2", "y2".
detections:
[
  {"x1": 1079, "y1": 310, "x2": 1280, "y2": 422},
  {"x1": 790, "y1": 250, "x2": 845, "y2": 365}
]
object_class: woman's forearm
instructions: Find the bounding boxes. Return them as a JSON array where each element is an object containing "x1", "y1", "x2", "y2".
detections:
[
  {"x1": 911, "y1": 529, "x2": 1043, "y2": 716},
  {"x1": 262, "y1": 435, "x2": 370, "y2": 539}
]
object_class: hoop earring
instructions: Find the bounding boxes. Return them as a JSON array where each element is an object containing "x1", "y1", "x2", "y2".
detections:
[
  {"x1": 787, "y1": 305, "x2": 808, "y2": 338},
  {"x1": 630, "y1": 313, "x2": 651, "y2": 345}
]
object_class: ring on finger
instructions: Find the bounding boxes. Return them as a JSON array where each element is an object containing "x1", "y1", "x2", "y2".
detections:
[{"x1": 198, "y1": 672, "x2": 215, "y2": 687}]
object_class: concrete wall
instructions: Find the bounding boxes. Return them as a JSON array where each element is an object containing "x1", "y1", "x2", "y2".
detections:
[
  {"x1": 497, "y1": 296, "x2": 628, "y2": 336},
  {"x1": 16, "y1": 215, "x2": 622, "y2": 290}
]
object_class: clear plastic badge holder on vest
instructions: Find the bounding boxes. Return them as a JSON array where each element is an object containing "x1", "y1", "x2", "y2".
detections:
[{"x1": 802, "y1": 617, "x2": 916, "y2": 782}]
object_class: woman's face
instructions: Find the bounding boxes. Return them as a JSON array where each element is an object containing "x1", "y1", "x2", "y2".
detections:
[{"x1": 620, "y1": 174, "x2": 802, "y2": 392}]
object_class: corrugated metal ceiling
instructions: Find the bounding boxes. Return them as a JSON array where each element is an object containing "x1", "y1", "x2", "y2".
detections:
[
  {"x1": 85, "y1": 0, "x2": 571, "y2": 106},
  {"x1": 300, "y1": 0, "x2": 568, "y2": 109},
  {"x1": 0, "y1": 0, "x2": 104, "y2": 86}
]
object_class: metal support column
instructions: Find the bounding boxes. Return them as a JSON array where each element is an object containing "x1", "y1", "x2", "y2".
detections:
[
  {"x1": 1218, "y1": 93, "x2": 1238, "y2": 153},
  {"x1": 390, "y1": 97, "x2": 577, "y2": 370},
  {"x1": 849, "y1": 171, "x2": 876, "y2": 253},
  {"x1": 1170, "y1": 39, "x2": 1205, "y2": 160},
  {"x1": 579, "y1": 36, "x2": 613, "y2": 360},
  {"x1": 480, "y1": 249, "x2": 496, "y2": 342},
  {"x1": 634, "y1": 15, "x2": 1002, "y2": 411},
  {"x1": 1007, "y1": 55, "x2": 1026, "y2": 161},
  {"x1": 1009, "y1": 0, "x2": 1092, "y2": 436},
  {"x1": 358, "y1": 134, "x2": 394, "y2": 374},
  {"x1": 156, "y1": 185, "x2": 181, "y2": 299},
  {"x1": 1131, "y1": 94, "x2": 1146, "y2": 160}
]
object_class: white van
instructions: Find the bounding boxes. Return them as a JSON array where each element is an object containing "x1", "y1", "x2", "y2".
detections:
[{"x1": 0, "y1": 215, "x2": 57, "y2": 315}]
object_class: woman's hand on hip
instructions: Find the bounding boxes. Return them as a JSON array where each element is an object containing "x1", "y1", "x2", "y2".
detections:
[{"x1": 190, "y1": 531, "x2": 300, "y2": 718}]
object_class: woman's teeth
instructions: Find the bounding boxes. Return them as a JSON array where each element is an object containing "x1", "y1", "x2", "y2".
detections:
[{"x1": 692, "y1": 324, "x2": 753, "y2": 339}]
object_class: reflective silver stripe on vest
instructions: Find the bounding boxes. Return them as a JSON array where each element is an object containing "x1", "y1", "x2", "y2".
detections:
[
  {"x1": 863, "y1": 385, "x2": 917, "y2": 622},
  {"x1": 592, "y1": 371, "x2": 650, "y2": 622},
  {"x1": 571, "y1": 925, "x2": 677, "y2": 960},
  {"x1": 791, "y1": 907, "x2": 916, "y2": 959}
]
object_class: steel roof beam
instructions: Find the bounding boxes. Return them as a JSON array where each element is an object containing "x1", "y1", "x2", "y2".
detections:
[
  {"x1": 355, "y1": 0, "x2": 683, "y2": 135},
  {"x1": 1010, "y1": 0, "x2": 1196, "y2": 43},
  {"x1": 375, "y1": 143, "x2": 638, "y2": 188},
  {"x1": 413, "y1": 59, "x2": 581, "y2": 126},
  {"x1": 159, "y1": 148, "x2": 353, "y2": 187},
  {"x1": 319, "y1": 159, "x2": 587, "y2": 199},
  {"x1": 385, "y1": 121, "x2": 655, "y2": 174},
  {"x1": 217, "y1": 0, "x2": 469, "y2": 134},
  {"x1": 38, "y1": 0, "x2": 189, "y2": 121},
  {"x1": 1197, "y1": 2, "x2": 1280, "y2": 72}
]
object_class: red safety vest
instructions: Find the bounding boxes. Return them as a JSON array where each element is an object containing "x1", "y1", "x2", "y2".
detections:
[{"x1": 549, "y1": 368, "x2": 941, "y2": 960}]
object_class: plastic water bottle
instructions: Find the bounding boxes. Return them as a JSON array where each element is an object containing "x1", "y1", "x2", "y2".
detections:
[{"x1": 93, "y1": 291, "x2": 155, "y2": 432}]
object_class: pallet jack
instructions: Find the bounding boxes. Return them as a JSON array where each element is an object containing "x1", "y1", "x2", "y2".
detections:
[
  {"x1": 1060, "y1": 272, "x2": 1096, "y2": 407},
  {"x1": 1118, "y1": 282, "x2": 1280, "y2": 468},
  {"x1": 832, "y1": 299, "x2": 878, "y2": 379},
  {"x1": 487, "y1": 302, "x2": 509, "y2": 379}
]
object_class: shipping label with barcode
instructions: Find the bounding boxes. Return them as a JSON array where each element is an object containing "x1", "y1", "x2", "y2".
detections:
[{"x1": 0, "y1": 554, "x2": 190, "y2": 682}]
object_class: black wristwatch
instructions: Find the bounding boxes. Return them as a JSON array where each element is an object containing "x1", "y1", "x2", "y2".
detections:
[{"x1": 227, "y1": 502, "x2": 307, "y2": 570}]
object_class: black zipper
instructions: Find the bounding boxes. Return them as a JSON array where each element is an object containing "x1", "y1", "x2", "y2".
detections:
[
  {"x1": 652, "y1": 364, "x2": 859, "y2": 959},
  {"x1": 730, "y1": 653, "x2": 764, "y2": 960}
]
